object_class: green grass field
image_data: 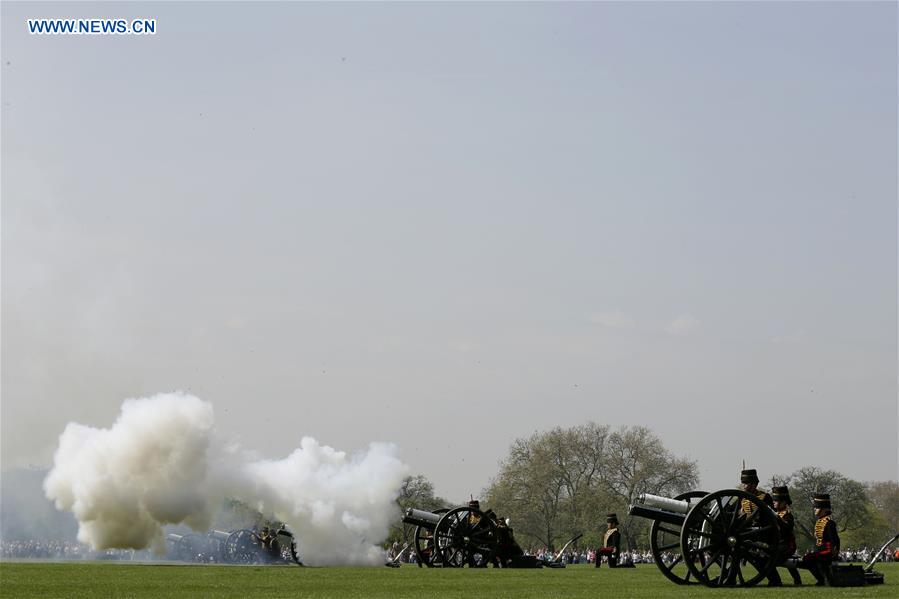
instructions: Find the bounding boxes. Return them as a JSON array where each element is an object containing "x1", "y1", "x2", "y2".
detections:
[{"x1": 1, "y1": 562, "x2": 896, "y2": 598}]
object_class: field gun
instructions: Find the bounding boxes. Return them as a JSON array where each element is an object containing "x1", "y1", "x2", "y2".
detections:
[
  {"x1": 165, "y1": 532, "x2": 216, "y2": 562},
  {"x1": 629, "y1": 489, "x2": 782, "y2": 587},
  {"x1": 166, "y1": 527, "x2": 300, "y2": 565},
  {"x1": 403, "y1": 504, "x2": 541, "y2": 568}
]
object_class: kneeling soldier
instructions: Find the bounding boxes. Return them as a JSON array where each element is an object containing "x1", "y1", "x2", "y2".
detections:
[
  {"x1": 772, "y1": 485, "x2": 802, "y2": 585},
  {"x1": 801, "y1": 493, "x2": 840, "y2": 586},
  {"x1": 595, "y1": 513, "x2": 621, "y2": 568}
]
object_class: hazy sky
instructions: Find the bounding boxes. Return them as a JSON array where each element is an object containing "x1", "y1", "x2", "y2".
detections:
[{"x1": 2, "y1": 1, "x2": 896, "y2": 503}]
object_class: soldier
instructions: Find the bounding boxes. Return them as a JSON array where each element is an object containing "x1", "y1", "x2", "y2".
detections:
[
  {"x1": 736, "y1": 468, "x2": 776, "y2": 585},
  {"x1": 801, "y1": 493, "x2": 840, "y2": 586},
  {"x1": 595, "y1": 513, "x2": 621, "y2": 568},
  {"x1": 771, "y1": 485, "x2": 802, "y2": 586},
  {"x1": 492, "y1": 514, "x2": 525, "y2": 567},
  {"x1": 740, "y1": 468, "x2": 774, "y2": 513}
]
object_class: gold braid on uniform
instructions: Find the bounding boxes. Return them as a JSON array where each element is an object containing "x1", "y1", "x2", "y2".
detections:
[
  {"x1": 814, "y1": 515, "x2": 831, "y2": 546},
  {"x1": 603, "y1": 528, "x2": 615, "y2": 546},
  {"x1": 741, "y1": 488, "x2": 768, "y2": 514}
]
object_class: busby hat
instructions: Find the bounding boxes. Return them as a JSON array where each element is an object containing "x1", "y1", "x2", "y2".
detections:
[
  {"x1": 771, "y1": 486, "x2": 792, "y2": 505},
  {"x1": 606, "y1": 513, "x2": 618, "y2": 524},
  {"x1": 813, "y1": 493, "x2": 831, "y2": 510},
  {"x1": 740, "y1": 469, "x2": 760, "y2": 484},
  {"x1": 468, "y1": 499, "x2": 480, "y2": 510}
]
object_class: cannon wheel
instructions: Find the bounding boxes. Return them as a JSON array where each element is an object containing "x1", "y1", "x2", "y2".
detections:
[
  {"x1": 276, "y1": 531, "x2": 301, "y2": 565},
  {"x1": 433, "y1": 506, "x2": 497, "y2": 568},
  {"x1": 223, "y1": 529, "x2": 261, "y2": 564},
  {"x1": 649, "y1": 490, "x2": 707, "y2": 585},
  {"x1": 413, "y1": 508, "x2": 448, "y2": 567},
  {"x1": 681, "y1": 489, "x2": 781, "y2": 587},
  {"x1": 173, "y1": 533, "x2": 209, "y2": 563}
]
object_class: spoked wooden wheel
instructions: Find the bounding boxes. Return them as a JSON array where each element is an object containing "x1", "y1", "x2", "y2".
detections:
[
  {"x1": 275, "y1": 530, "x2": 301, "y2": 565},
  {"x1": 172, "y1": 533, "x2": 210, "y2": 562},
  {"x1": 223, "y1": 529, "x2": 261, "y2": 564},
  {"x1": 433, "y1": 507, "x2": 497, "y2": 568},
  {"x1": 681, "y1": 489, "x2": 781, "y2": 587},
  {"x1": 649, "y1": 491, "x2": 706, "y2": 585},
  {"x1": 413, "y1": 508, "x2": 448, "y2": 567}
]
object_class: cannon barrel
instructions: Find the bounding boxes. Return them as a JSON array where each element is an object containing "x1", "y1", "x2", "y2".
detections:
[
  {"x1": 403, "y1": 508, "x2": 442, "y2": 529},
  {"x1": 628, "y1": 493, "x2": 692, "y2": 526},
  {"x1": 634, "y1": 493, "x2": 692, "y2": 514},
  {"x1": 209, "y1": 529, "x2": 232, "y2": 542}
]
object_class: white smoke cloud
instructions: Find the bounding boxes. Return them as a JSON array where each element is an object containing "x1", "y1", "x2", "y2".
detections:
[
  {"x1": 244, "y1": 439, "x2": 406, "y2": 565},
  {"x1": 43, "y1": 392, "x2": 409, "y2": 565}
]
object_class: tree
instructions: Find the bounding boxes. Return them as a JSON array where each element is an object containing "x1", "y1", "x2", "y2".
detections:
[
  {"x1": 603, "y1": 426, "x2": 699, "y2": 549},
  {"x1": 867, "y1": 481, "x2": 899, "y2": 531},
  {"x1": 484, "y1": 431, "x2": 568, "y2": 551},
  {"x1": 484, "y1": 423, "x2": 698, "y2": 552}
]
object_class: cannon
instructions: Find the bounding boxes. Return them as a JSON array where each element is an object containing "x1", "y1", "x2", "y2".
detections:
[
  {"x1": 166, "y1": 527, "x2": 300, "y2": 565},
  {"x1": 629, "y1": 489, "x2": 782, "y2": 587},
  {"x1": 165, "y1": 532, "x2": 217, "y2": 562},
  {"x1": 403, "y1": 504, "x2": 539, "y2": 568}
]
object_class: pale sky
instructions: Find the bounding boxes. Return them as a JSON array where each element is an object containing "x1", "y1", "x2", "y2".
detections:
[{"x1": 2, "y1": 1, "x2": 896, "y2": 503}]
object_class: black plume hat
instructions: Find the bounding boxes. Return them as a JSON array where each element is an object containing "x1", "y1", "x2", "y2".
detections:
[
  {"x1": 813, "y1": 493, "x2": 831, "y2": 510},
  {"x1": 740, "y1": 469, "x2": 760, "y2": 484},
  {"x1": 771, "y1": 486, "x2": 792, "y2": 505}
]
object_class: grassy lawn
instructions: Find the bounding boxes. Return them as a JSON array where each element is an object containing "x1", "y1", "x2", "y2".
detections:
[{"x1": 1, "y1": 561, "x2": 897, "y2": 598}]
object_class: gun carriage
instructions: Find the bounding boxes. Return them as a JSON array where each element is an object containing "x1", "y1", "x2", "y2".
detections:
[
  {"x1": 166, "y1": 532, "x2": 217, "y2": 562},
  {"x1": 629, "y1": 489, "x2": 781, "y2": 587},
  {"x1": 402, "y1": 505, "x2": 538, "y2": 568},
  {"x1": 166, "y1": 527, "x2": 300, "y2": 565}
]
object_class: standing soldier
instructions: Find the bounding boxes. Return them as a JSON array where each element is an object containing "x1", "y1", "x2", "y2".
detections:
[
  {"x1": 771, "y1": 485, "x2": 802, "y2": 585},
  {"x1": 595, "y1": 513, "x2": 621, "y2": 568},
  {"x1": 802, "y1": 493, "x2": 840, "y2": 586}
]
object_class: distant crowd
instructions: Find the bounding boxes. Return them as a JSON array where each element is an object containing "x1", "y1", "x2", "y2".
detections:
[
  {"x1": 524, "y1": 548, "x2": 655, "y2": 565},
  {"x1": 0, "y1": 540, "x2": 152, "y2": 561},
  {"x1": 6, "y1": 539, "x2": 897, "y2": 564},
  {"x1": 386, "y1": 540, "x2": 897, "y2": 567}
]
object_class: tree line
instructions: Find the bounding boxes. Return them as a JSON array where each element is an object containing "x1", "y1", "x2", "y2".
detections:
[{"x1": 389, "y1": 423, "x2": 899, "y2": 553}]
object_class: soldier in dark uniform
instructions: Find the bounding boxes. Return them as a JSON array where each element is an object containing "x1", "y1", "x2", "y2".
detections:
[
  {"x1": 490, "y1": 513, "x2": 525, "y2": 567},
  {"x1": 740, "y1": 468, "x2": 774, "y2": 513},
  {"x1": 257, "y1": 526, "x2": 280, "y2": 563},
  {"x1": 595, "y1": 513, "x2": 621, "y2": 568},
  {"x1": 801, "y1": 493, "x2": 840, "y2": 586},
  {"x1": 772, "y1": 485, "x2": 802, "y2": 585},
  {"x1": 736, "y1": 469, "x2": 776, "y2": 585}
]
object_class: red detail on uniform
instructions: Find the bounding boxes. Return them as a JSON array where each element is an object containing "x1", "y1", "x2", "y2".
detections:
[{"x1": 815, "y1": 541, "x2": 833, "y2": 558}]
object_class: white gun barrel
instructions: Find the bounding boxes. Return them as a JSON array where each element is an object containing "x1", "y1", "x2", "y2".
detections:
[
  {"x1": 634, "y1": 493, "x2": 692, "y2": 515},
  {"x1": 209, "y1": 530, "x2": 232, "y2": 542}
]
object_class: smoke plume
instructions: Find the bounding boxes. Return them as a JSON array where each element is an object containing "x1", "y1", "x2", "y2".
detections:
[{"x1": 43, "y1": 392, "x2": 409, "y2": 565}]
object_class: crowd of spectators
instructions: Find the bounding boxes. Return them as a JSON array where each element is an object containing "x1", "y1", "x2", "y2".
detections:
[
  {"x1": 6, "y1": 538, "x2": 898, "y2": 565},
  {"x1": 838, "y1": 547, "x2": 897, "y2": 564},
  {"x1": 1, "y1": 540, "x2": 152, "y2": 561}
]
